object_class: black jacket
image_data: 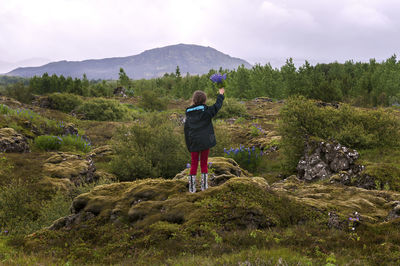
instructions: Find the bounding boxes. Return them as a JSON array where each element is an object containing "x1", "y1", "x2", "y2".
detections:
[{"x1": 184, "y1": 94, "x2": 224, "y2": 152}]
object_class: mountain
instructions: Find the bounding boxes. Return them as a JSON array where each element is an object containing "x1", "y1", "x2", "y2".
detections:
[
  {"x1": 0, "y1": 58, "x2": 50, "y2": 74},
  {"x1": 6, "y1": 44, "x2": 251, "y2": 80}
]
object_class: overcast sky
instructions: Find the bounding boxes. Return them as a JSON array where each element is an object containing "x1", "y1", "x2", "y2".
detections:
[{"x1": 1, "y1": 0, "x2": 400, "y2": 72}]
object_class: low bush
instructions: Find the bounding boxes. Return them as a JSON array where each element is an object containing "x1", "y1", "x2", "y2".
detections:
[
  {"x1": 76, "y1": 98, "x2": 130, "y2": 121},
  {"x1": 0, "y1": 153, "x2": 14, "y2": 186},
  {"x1": 224, "y1": 145, "x2": 263, "y2": 172},
  {"x1": 111, "y1": 113, "x2": 188, "y2": 180},
  {"x1": 215, "y1": 98, "x2": 248, "y2": 119},
  {"x1": 3, "y1": 82, "x2": 34, "y2": 104},
  {"x1": 279, "y1": 96, "x2": 400, "y2": 170},
  {"x1": 34, "y1": 135, "x2": 91, "y2": 152},
  {"x1": 34, "y1": 135, "x2": 62, "y2": 151},
  {"x1": 48, "y1": 93, "x2": 83, "y2": 113},
  {"x1": 0, "y1": 104, "x2": 10, "y2": 114},
  {"x1": 210, "y1": 121, "x2": 234, "y2": 157},
  {"x1": 138, "y1": 90, "x2": 168, "y2": 111},
  {"x1": 0, "y1": 175, "x2": 113, "y2": 237},
  {"x1": 0, "y1": 179, "x2": 40, "y2": 235}
]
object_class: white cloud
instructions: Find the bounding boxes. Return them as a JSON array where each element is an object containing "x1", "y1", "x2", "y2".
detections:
[
  {"x1": 0, "y1": 0, "x2": 399, "y2": 68},
  {"x1": 340, "y1": 4, "x2": 392, "y2": 29}
]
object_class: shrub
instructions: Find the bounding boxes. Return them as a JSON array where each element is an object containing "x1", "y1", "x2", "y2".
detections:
[
  {"x1": 210, "y1": 121, "x2": 234, "y2": 157},
  {"x1": 279, "y1": 96, "x2": 400, "y2": 170},
  {"x1": 76, "y1": 98, "x2": 129, "y2": 121},
  {"x1": 0, "y1": 104, "x2": 11, "y2": 115},
  {"x1": 48, "y1": 93, "x2": 83, "y2": 113},
  {"x1": 111, "y1": 113, "x2": 188, "y2": 180},
  {"x1": 224, "y1": 145, "x2": 263, "y2": 172},
  {"x1": 34, "y1": 135, "x2": 91, "y2": 152},
  {"x1": 34, "y1": 135, "x2": 62, "y2": 151},
  {"x1": 3, "y1": 82, "x2": 34, "y2": 104},
  {"x1": 0, "y1": 179, "x2": 40, "y2": 235},
  {"x1": 138, "y1": 90, "x2": 168, "y2": 111},
  {"x1": 215, "y1": 98, "x2": 248, "y2": 119},
  {"x1": 0, "y1": 153, "x2": 14, "y2": 186}
]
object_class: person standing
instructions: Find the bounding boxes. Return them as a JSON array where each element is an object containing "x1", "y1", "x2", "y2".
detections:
[{"x1": 184, "y1": 88, "x2": 225, "y2": 193}]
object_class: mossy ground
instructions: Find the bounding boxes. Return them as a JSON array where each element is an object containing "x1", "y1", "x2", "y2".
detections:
[{"x1": 1, "y1": 96, "x2": 400, "y2": 264}]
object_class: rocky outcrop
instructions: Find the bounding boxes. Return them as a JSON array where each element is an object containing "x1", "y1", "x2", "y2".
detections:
[
  {"x1": 113, "y1": 87, "x2": 127, "y2": 97},
  {"x1": 32, "y1": 95, "x2": 51, "y2": 109},
  {"x1": 0, "y1": 96, "x2": 23, "y2": 108},
  {"x1": 88, "y1": 145, "x2": 113, "y2": 158},
  {"x1": 271, "y1": 178, "x2": 400, "y2": 224},
  {"x1": 48, "y1": 176, "x2": 275, "y2": 231},
  {"x1": 174, "y1": 157, "x2": 250, "y2": 187},
  {"x1": 42, "y1": 152, "x2": 96, "y2": 184},
  {"x1": 0, "y1": 127, "x2": 30, "y2": 153},
  {"x1": 62, "y1": 123, "x2": 79, "y2": 136},
  {"x1": 387, "y1": 202, "x2": 400, "y2": 221},
  {"x1": 297, "y1": 140, "x2": 360, "y2": 181}
]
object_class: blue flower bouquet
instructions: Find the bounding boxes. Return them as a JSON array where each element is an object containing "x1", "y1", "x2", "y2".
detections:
[{"x1": 210, "y1": 73, "x2": 227, "y2": 89}]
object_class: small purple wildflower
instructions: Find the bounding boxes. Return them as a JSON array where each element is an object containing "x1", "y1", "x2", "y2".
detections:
[{"x1": 186, "y1": 163, "x2": 191, "y2": 168}]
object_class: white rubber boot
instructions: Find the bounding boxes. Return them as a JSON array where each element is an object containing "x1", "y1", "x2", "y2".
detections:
[
  {"x1": 188, "y1": 175, "x2": 196, "y2": 193},
  {"x1": 201, "y1": 173, "x2": 208, "y2": 191}
]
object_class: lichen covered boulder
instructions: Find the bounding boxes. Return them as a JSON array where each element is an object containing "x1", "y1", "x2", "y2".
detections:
[
  {"x1": 0, "y1": 127, "x2": 30, "y2": 153},
  {"x1": 42, "y1": 152, "x2": 96, "y2": 184},
  {"x1": 297, "y1": 139, "x2": 360, "y2": 181}
]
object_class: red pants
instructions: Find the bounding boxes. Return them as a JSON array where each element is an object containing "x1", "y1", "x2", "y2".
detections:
[{"x1": 190, "y1": 149, "x2": 209, "y2": 175}]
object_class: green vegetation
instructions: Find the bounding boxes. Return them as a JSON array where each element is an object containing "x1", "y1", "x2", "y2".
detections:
[
  {"x1": 279, "y1": 96, "x2": 400, "y2": 170},
  {"x1": 19, "y1": 55, "x2": 400, "y2": 108},
  {"x1": 110, "y1": 113, "x2": 188, "y2": 180},
  {"x1": 34, "y1": 135, "x2": 91, "y2": 153},
  {"x1": 48, "y1": 92, "x2": 83, "y2": 112},
  {"x1": 138, "y1": 90, "x2": 168, "y2": 111},
  {"x1": 2, "y1": 58, "x2": 400, "y2": 265},
  {"x1": 224, "y1": 145, "x2": 263, "y2": 172},
  {"x1": 215, "y1": 97, "x2": 248, "y2": 118},
  {"x1": 0, "y1": 104, "x2": 64, "y2": 137},
  {"x1": 76, "y1": 97, "x2": 133, "y2": 121}
]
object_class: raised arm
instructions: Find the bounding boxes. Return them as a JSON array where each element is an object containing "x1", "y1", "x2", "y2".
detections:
[{"x1": 205, "y1": 90, "x2": 225, "y2": 118}]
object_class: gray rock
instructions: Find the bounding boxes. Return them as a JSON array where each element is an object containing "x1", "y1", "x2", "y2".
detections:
[
  {"x1": 113, "y1": 87, "x2": 127, "y2": 97},
  {"x1": 387, "y1": 202, "x2": 400, "y2": 221},
  {"x1": 328, "y1": 211, "x2": 343, "y2": 229},
  {"x1": 297, "y1": 140, "x2": 360, "y2": 181}
]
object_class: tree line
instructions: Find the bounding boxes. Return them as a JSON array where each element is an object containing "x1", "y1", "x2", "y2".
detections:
[{"x1": 2, "y1": 56, "x2": 400, "y2": 107}]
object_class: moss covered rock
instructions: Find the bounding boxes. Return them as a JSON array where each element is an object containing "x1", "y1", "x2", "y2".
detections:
[
  {"x1": 174, "y1": 157, "x2": 250, "y2": 187},
  {"x1": 45, "y1": 176, "x2": 320, "y2": 234},
  {"x1": 42, "y1": 152, "x2": 96, "y2": 184},
  {"x1": 0, "y1": 127, "x2": 30, "y2": 153},
  {"x1": 271, "y1": 178, "x2": 400, "y2": 223},
  {"x1": 88, "y1": 145, "x2": 113, "y2": 158}
]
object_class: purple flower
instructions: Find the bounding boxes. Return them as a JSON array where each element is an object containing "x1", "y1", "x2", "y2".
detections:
[
  {"x1": 208, "y1": 162, "x2": 213, "y2": 167},
  {"x1": 186, "y1": 163, "x2": 191, "y2": 168},
  {"x1": 210, "y1": 73, "x2": 227, "y2": 83}
]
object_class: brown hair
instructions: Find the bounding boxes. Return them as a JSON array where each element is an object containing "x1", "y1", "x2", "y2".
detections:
[{"x1": 192, "y1": 90, "x2": 207, "y2": 105}]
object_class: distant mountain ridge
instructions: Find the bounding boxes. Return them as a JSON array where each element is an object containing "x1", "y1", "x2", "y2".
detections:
[{"x1": 6, "y1": 44, "x2": 251, "y2": 80}]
